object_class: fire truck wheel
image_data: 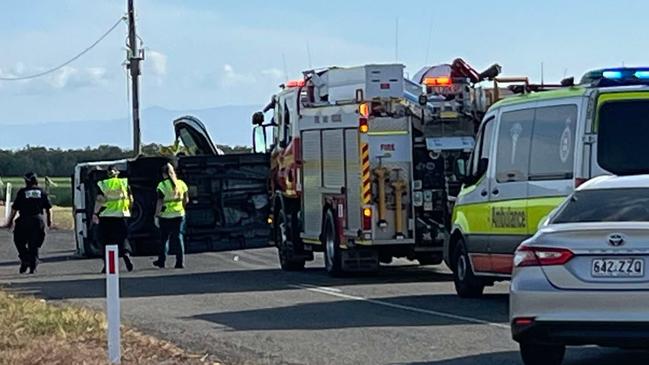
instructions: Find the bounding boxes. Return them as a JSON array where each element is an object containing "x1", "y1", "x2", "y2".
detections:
[
  {"x1": 276, "y1": 209, "x2": 306, "y2": 271},
  {"x1": 323, "y1": 209, "x2": 343, "y2": 276},
  {"x1": 416, "y1": 255, "x2": 443, "y2": 266},
  {"x1": 452, "y1": 239, "x2": 485, "y2": 298}
]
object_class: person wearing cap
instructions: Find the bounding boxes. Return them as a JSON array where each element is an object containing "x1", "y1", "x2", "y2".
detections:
[
  {"x1": 3, "y1": 173, "x2": 52, "y2": 274},
  {"x1": 153, "y1": 163, "x2": 189, "y2": 269},
  {"x1": 92, "y1": 166, "x2": 134, "y2": 273}
]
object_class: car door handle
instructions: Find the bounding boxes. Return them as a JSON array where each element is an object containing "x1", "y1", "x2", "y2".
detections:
[
  {"x1": 492, "y1": 188, "x2": 500, "y2": 195},
  {"x1": 480, "y1": 190, "x2": 488, "y2": 197}
]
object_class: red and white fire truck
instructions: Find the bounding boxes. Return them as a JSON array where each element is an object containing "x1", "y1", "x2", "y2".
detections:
[{"x1": 252, "y1": 60, "x2": 501, "y2": 275}]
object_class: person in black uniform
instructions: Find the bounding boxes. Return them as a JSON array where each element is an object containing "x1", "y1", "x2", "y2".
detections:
[{"x1": 3, "y1": 173, "x2": 52, "y2": 274}]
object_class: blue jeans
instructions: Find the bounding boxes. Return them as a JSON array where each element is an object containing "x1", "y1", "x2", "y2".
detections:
[{"x1": 158, "y1": 217, "x2": 185, "y2": 265}]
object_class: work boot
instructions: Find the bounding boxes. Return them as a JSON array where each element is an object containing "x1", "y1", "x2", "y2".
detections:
[
  {"x1": 174, "y1": 261, "x2": 184, "y2": 269},
  {"x1": 19, "y1": 262, "x2": 28, "y2": 274},
  {"x1": 123, "y1": 255, "x2": 134, "y2": 272},
  {"x1": 152, "y1": 260, "x2": 165, "y2": 269}
]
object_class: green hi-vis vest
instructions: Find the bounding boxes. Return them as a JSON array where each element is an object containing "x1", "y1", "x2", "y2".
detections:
[
  {"x1": 98, "y1": 177, "x2": 131, "y2": 218},
  {"x1": 157, "y1": 178, "x2": 188, "y2": 218}
]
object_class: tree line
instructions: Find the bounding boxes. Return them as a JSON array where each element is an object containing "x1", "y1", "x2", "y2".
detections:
[{"x1": 0, "y1": 144, "x2": 252, "y2": 177}]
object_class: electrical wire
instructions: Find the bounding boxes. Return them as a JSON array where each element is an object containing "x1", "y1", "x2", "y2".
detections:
[{"x1": 0, "y1": 16, "x2": 126, "y2": 81}]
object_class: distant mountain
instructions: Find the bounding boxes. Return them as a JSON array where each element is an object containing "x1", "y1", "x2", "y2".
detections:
[{"x1": 0, "y1": 105, "x2": 260, "y2": 149}]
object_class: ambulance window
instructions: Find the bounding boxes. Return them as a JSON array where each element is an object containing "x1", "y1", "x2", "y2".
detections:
[
  {"x1": 598, "y1": 99, "x2": 649, "y2": 175},
  {"x1": 529, "y1": 105, "x2": 577, "y2": 180},
  {"x1": 496, "y1": 109, "x2": 533, "y2": 183},
  {"x1": 470, "y1": 117, "x2": 495, "y2": 178}
]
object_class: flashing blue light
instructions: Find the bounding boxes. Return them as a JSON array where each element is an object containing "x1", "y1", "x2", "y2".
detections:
[
  {"x1": 602, "y1": 70, "x2": 623, "y2": 79},
  {"x1": 635, "y1": 70, "x2": 649, "y2": 79}
]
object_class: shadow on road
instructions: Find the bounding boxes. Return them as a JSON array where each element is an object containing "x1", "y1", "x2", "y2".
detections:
[
  {"x1": 4, "y1": 264, "x2": 454, "y2": 299},
  {"x1": 402, "y1": 348, "x2": 649, "y2": 365},
  {"x1": 0, "y1": 254, "x2": 76, "y2": 268},
  {"x1": 191, "y1": 293, "x2": 508, "y2": 330}
]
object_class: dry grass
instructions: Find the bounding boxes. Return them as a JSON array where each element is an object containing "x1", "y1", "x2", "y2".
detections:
[
  {"x1": 0, "y1": 291, "x2": 223, "y2": 365},
  {"x1": 0, "y1": 206, "x2": 74, "y2": 231}
]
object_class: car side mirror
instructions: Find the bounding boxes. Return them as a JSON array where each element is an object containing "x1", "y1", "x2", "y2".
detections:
[{"x1": 252, "y1": 111, "x2": 265, "y2": 126}]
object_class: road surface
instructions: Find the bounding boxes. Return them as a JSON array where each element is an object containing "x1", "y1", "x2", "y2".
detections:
[{"x1": 0, "y1": 230, "x2": 647, "y2": 365}]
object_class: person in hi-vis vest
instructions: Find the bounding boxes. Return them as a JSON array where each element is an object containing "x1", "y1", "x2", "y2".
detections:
[
  {"x1": 153, "y1": 163, "x2": 189, "y2": 269},
  {"x1": 92, "y1": 165, "x2": 134, "y2": 273}
]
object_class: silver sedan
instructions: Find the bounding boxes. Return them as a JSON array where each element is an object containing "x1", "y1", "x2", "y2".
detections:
[{"x1": 510, "y1": 174, "x2": 649, "y2": 365}]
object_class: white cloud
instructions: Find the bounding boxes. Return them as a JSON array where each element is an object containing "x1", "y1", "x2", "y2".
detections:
[
  {"x1": 220, "y1": 63, "x2": 256, "y2": 87},
  {"x1": 147, "y1": 50, "x2": 167, "y2": 77},
  {"x1": 0, "y1": 64, "x2": 110, "y2": 94},
  {"x1": 48, "y1": 66, "x2": 108, "y2": 89},
  {"x1": 261, "y1": 68, "x2": 284, "y2": 80}
]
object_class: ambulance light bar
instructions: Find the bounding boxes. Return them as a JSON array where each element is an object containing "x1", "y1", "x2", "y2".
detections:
[{"x1": 581, "y1": 67, "x2": 649, "y2": 87}]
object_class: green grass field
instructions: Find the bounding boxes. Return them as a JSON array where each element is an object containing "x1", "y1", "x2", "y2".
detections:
[{"x1": 1, "y1": 177, "x2": 72, "y2": 207}]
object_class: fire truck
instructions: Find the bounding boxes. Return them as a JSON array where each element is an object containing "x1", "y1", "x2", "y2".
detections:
[{"x1": 252, "y1": 60, "x2": 501, "y2": 275}]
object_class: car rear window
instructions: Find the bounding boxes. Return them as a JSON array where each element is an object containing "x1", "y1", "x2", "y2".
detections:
[
  {"x1": 598, "y1": 99, "x2": 649, "y2": 175},
  {"x1": 552, "y1": 188, "x2": 649, "y2": 223}
]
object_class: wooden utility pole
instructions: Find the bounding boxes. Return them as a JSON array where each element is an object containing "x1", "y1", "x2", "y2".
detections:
[{"x1": 127, "y1": 0, "x2": 142, "y2": 156}]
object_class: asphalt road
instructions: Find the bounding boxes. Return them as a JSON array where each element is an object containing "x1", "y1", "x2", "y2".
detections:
[{"x1": 1, "y1": 230, "x2": 648, "y2": 365}]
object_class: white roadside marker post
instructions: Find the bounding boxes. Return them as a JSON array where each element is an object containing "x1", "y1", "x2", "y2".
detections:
[
  {"x1": 4, "y1": 183, "x2": 12, "y2": 221},
  {"x1": 106, "y1": 244, "x2": 121, "y2": 364}
]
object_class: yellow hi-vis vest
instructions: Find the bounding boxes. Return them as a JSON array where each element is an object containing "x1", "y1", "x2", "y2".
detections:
[
  {"x1": 157, "y1": 178, "x2": 188, "y2": 218},
  {"x1": 98, "y1": 177, "x2": 131, "y2": 218}
]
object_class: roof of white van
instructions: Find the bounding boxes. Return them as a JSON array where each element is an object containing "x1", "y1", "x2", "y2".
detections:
[{"x1": 578, "y1": 174, "x2": 649, "y2": 191}]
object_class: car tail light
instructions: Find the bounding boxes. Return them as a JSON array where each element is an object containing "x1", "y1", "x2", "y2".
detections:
[
  {"x1": 362, "y1": 207, "x2": 372, "y2": 231},
  {"x1": 513, "y1": 317, "x2": 535, "y2": 326},
  {"x1": 514, "y1": 244, "x2": 574, "y2": 267}
]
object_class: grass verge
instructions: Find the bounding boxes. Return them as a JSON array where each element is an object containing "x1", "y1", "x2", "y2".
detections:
[
  {"x1": 0, "y1": 206, "x2": 74, "y2": 231},
  {"x1": 0, "y1": 290, "x2": 221, "y2": 365}
]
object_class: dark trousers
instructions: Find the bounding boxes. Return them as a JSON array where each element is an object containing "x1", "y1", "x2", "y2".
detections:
[
  {"x1": 98, "y1": 217, "x2": 130, "y2": 258},
  {"x1": 158, "y1": 217, "x2": 185, "y2": 265},
  {"x1": 14, "y1": 216, "x2": 46, "y2": 269}
]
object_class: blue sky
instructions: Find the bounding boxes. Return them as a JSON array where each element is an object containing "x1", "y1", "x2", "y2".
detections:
[{"x1": 1, "y1": 0, "x2": 648, "y2": 143}]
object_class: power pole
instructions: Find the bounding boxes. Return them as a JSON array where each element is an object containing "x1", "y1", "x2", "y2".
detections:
[{"x1": 127, "y1": 0, "x2": 143, "y2": 156}]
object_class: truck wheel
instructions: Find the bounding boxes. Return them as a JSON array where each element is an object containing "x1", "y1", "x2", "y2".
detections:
[
  {"x1": 519, "y1": 343, "x2": 565, "y2": 365},
  {"x1": 323, "y1": 209, "x2": 343, "y2": 276},
  {"x1": 453, "y1": 239, "x2": 485, "y2": 298},
  {"x1": 276, "y1": 208, "x2": 306, "y2": 271}
]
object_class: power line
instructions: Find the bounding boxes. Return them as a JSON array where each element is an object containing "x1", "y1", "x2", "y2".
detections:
[{"x1": 0, "y1": 16, "x2": 126, "y2": 81}]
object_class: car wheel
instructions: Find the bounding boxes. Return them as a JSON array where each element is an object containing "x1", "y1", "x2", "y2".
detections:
[
  {"x1": 323, "y1": 209, "x2": 343, "y2": 276},
  {"x1": 520, "y1": 343, "x2": 566, "y2": 365},
  {"x1": 453, "y1": 238, "x2": 485, "y2": 298},
  {"x1": 276, "y1": 208, "x2": 306, "y2": 271}
]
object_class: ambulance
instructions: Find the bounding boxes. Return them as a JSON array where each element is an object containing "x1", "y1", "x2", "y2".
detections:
[{"x1": 447, "y1": 67, "x2": 649, "y2": 297}]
